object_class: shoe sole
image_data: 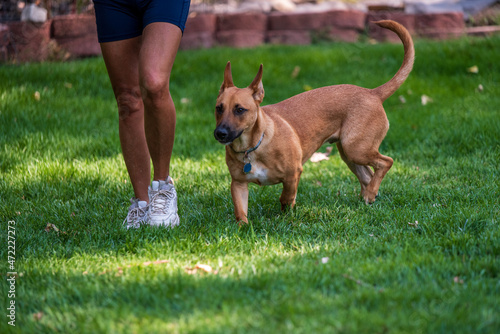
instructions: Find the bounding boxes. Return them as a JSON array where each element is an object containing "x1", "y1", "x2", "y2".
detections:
[
  {"x1": 148, "y1": 214, "x2": 180, "y2": 228},
  {"x1": 125, "y1": 218, "x2": 148, "y2": 229}
]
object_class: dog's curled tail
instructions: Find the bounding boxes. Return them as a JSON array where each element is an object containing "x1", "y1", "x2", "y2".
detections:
[{"x1": 372, "y1": 20, "x2": 415, "y2": 102}]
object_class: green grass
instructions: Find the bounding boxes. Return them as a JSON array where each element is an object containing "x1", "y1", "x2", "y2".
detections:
[{"x1": 1, "y1": 36, "x2": 499, "y2": 333}]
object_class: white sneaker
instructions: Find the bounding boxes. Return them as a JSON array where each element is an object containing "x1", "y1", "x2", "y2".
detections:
[
  {"x1": 147, "y1": 176, "x2": 180, "y2": 227},
  {"x1": 123, "y1": 198, "x2": 148, "y2": 229}
]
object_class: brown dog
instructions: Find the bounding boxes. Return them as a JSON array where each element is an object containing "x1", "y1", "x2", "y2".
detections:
[{"x1": 214, "y1": 20, "x2": 415, "y2": 224}]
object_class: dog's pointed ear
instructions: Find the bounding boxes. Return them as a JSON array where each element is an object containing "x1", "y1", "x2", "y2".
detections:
[
  {"x1": 219, "y1": 61, "x2": 234, "y2": 96},
  {"x1": 248, "y1": 64, "x2": 264, "y2": 104}
]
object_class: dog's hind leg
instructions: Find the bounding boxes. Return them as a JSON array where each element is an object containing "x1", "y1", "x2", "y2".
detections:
[
  {"x1": 339, "y1": 126, "x2": 393, "y2": 204},
  {"x1": 346, "y1": 148, "x2": 393, "y2": 204},
  {"x1": 363, "y1": 153, "x2": 393, "y2": 204},
  {"x1": 336, "y1": 142, "x2": 373, "y2": 195}
]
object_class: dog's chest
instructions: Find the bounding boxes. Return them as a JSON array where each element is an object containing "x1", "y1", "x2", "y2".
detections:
[{"x1": 245, "y1": 162, "x2": 274, "y2": 186}]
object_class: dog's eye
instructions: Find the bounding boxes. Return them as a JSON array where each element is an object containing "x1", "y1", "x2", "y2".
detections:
[
  {"x1": 215, "y1": 104, "x2": 224, "y2": 114},
  {"x1": 234, "y1": 106, "x2": 247, "y2": 115}
]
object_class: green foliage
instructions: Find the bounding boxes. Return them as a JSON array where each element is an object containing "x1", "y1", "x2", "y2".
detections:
[{"x1": 0, "y1": 36, "x2": 499, "y2": 333}]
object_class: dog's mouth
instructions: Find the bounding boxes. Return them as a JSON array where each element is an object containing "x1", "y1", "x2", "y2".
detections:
[{"x1": 214, "y1": 127, "x2": 243, "y2": 145}]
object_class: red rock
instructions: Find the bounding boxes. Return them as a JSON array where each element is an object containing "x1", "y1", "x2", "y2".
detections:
[
  {"x1": 367, "y1": 12, "x2": 416, "y2": 42},
  {"x1": 0, "y1": 47, "x2": 7, "y2": 62},
  {"x1": 465, "y1": 25, "x2": 500, "y2": 37},
  {"x1": 56, "y1": 34, "x2": 101, "y2": 57},
  {"x1": 50, "y1": 14, "x2": 99, "y2": 58},
  {"x1": 51, "y1": 14, "x2": 96, "y2": 38},
  {"x1": 267, "y1": 30, "x2": 311, "y2": 45},
  {"x1": 0, "y1": 24, "x2": 8, "y2": 47},
  {"x1": 328, "y1": 27, "x2": 360, "y2": 42},
  {"x1": 181, "y1": 14, "x2": 216, "y2": 50},
  {"x1": 216, "y1": 31, "x2": 265, "y2": 48},
  {"x1": 324, "y1": 10, "x2": 366, "y2": 30},
  {"x1": 416, "y1": 12, "x2": 465, "y2": 39},
  {"x1": 180, "y1": 32, "x2": 215, "y2": 50},
  {"x1": 268, "y1": 12, "x2": 327, "y2": 31},
  {"x1": 217, "y1": 13, "x2": 267, "y2": 32},
  {"x1": 184, "y1": 14, "x2": 216, "y2": 33},
  {"x1": 7, "y1": 21, "x2": 51, "y2": 62}
]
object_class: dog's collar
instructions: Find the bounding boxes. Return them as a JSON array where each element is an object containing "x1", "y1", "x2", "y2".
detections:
[
  {"x1": 229, "y1": 132, "x2": 265, "y2": 174},
  {"x1": 229, "y1": 132, "x2": 265, "y2": 155}
]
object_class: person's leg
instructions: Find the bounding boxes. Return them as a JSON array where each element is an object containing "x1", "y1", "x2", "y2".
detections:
[
  {"x1": 100, "y1": 37, "x2": 151, "y2": 202},
  {"x1": 137, "y1": 22, "x2": 183, "y2": 226},
  {"x1": 138, "y1": 22, "x2": 183, "y2": 181}
]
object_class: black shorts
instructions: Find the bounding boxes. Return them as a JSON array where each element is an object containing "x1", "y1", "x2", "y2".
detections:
[{"x1": 93, "y1": 0, "x2": 191, "y2": 43}]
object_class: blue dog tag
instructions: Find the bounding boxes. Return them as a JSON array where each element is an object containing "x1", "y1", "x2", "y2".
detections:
[{"x1": 243, "y1": 163, "x2": 252, "y2": 174}]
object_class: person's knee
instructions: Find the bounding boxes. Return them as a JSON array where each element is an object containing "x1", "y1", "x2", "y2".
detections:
[
  {"x1": 140, "y1": 71, "x2": 170, "y2": 103},
  {"x1": 116, "y1": 87, "x2": 143, "y2": 120}
]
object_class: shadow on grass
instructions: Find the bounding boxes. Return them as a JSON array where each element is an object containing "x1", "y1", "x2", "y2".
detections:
[{"x1": 15, "y1": 225, "x2": 500, "y2": 333}]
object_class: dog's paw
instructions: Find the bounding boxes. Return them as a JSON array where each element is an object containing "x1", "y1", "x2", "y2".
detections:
[
  {"x1": 280, "y1": 202, "x2": 296, "y2": 211},
  {"x1": 362, "y1": 192, "x2": 377, "y2": 205}
]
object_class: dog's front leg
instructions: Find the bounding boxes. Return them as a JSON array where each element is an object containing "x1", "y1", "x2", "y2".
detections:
[
  {"x1": 280, "y1": 170, "x2": 302, "y2": 210},
  {"x1": 231, "y1": 180, "x2": 249, "y2": 224}
]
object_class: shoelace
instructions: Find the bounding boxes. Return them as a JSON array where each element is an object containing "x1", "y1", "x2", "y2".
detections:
[
  {"x1": 150, "y1": 186, "x2": 175, "y2": 214},
  {"x1": 129, "y1": 206, "x2": 147, "y2": 220},
  {"x1": 123, "y1": 201, "x2": 148, "y2": 226}
]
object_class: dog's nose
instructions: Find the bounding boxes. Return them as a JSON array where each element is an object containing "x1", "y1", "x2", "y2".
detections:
[{"x1": 214, "y1": 127, "x2": 229, "y2": 142}]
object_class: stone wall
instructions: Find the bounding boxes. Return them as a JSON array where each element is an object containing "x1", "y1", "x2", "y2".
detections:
[
  {"x1": 0, "y1": 9, "x2": 490, "y2": 62},
  {"x1": 181, "y1": 10, "x2": 467, "y2": 49},
  {"x1": 1, "y1": 14, "x2": 100, "y2": 62}
]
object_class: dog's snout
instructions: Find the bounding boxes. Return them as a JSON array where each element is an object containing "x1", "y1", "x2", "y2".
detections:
[
  {"x1": 214, "y1": 127, "x2": 229, "y2": 142},
  {"x1": 214, "y1": 124, "x2": 244, "y2": 144}
]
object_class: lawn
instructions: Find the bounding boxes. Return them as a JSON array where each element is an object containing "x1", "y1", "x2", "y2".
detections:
[{"x1": 0, "y1": 35, "x2": 499, "y2": 333}]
